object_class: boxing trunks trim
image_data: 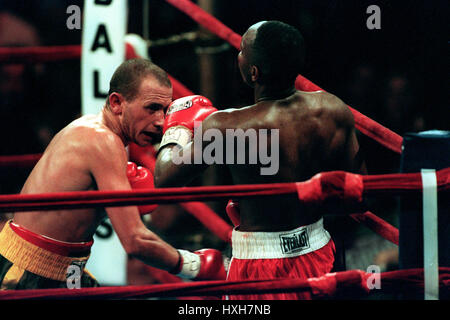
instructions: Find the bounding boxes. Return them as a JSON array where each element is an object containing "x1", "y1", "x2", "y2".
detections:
[
  {"x1": 0, "y1": 220, "x2": 92, "y2": 282},
  {"x1": 231, "y1": 217, "x2": 331, "y2": 259}
]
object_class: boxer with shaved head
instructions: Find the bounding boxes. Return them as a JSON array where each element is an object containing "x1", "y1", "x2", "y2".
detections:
[{"x1": 155, "y1": 21, "x2": 365, "y2": 299}]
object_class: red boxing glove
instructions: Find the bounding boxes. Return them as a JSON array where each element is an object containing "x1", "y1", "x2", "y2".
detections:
[
  {"x1": 173, "y1": 248, "x2": 227, "y2": 280},
  {"x1": 126, "y1": 162, "x2": 158, "y2": 215},
  {"x1": 160, "y1": 95, "x2": 217, "y2": 149},
  {"x1": 226, "y1": 199, "x2": 241, "y2": 227}
]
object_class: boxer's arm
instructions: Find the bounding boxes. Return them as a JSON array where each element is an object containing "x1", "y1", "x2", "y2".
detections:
[
  {"x1": 332, "y1": 99, "x2": 368, "y2": 175},
  {"x1": 154, "y1": 142, "x2": 207, "y2": 188},
  {"x1": 348, "y1": 129, "x2": 368, "y2": 174},
  {"x1": 324, "y1": 104, "x2": 369, "y2": 213},
  {"x1": 88, "y1": 131, "x2": 179, "y2": 271},
  {"x1": 340, "y1": 106, "x2": 367, "y2": 175},
  {"x1": 154, "y1": 109, "x2": 226, "y2": 188}
]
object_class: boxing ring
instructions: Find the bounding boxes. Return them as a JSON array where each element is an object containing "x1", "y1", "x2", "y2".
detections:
[{"x1": 0, "y1": 0, "x2": 448, "y2": 300}]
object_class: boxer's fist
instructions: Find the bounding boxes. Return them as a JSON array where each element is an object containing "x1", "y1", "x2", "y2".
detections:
[
  {"x1": 226, "y1": 199, "x2": 241, "y2": 227},
  {"x1": 163, "y1": 95, "x2": 217, "y2": 133},
  {"x1": 160, "y1": 95, "x2": 217, "y2": 149},
  {"x1": 126, "y1": 162, "x2": 158, "y2": 215},
  {"x1": 174, "y1": 248, "x2": 227, "y2": 280},
  {"x1": 195, "y1": 249, "x2": 228, "y2": 280}
]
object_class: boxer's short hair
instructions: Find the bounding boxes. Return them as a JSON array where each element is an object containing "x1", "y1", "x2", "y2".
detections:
[
  {"x1": 252, "y1": 21, "x2": 305, "y2": 86},
  {"x1": 107, "y1": 58, "x2": 171, "y2": 105}
]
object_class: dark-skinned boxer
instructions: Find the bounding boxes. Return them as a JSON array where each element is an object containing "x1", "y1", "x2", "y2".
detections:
[{"x1": 155, "y1": 21, "x2": 365, "y2": 300}]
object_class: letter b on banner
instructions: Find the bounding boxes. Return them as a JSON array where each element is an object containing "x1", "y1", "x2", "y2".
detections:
[{"x1": 81, "y1": 0, "x2": 128, "y2": 115}]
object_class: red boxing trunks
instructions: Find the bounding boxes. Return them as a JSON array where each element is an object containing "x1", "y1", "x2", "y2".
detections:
[
  {"x1": 0, "y1": 220, "x2": 98, "y2": 290},
  {"x1": 226, "y1": 217, "x2": 335, "y2": 300}
]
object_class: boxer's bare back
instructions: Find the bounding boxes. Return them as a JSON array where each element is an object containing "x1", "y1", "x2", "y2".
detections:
[{"x1": 205, "y1": 90, "x2": 361, "y2": 231}]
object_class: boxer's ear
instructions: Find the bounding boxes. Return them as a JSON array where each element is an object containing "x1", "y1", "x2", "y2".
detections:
[
  {"x1": 250, "y1": 66, "x2": 259, "y2": 82},
  {"x1": 109, "y1": 92, "x2": 124, "y2": 115}
]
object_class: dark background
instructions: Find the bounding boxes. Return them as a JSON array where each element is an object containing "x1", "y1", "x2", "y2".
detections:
[
  {"x1": 1, "y1": 0, "x2": 448, "y2": 153},
  {"x1": 1, "y1": 1, "x2": 448, "y2": 139},
  {"x1": 0, "y1": 0, "x2": 448, "y2": 217},
  {"x1": 0, "y1": 0, "x2": 448, "y2": 290}
]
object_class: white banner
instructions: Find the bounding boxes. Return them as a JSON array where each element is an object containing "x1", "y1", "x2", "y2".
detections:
[
  {"x1": 86, "y1": 219, "x2": 128, "y2": 286},
  {"x1": 82, "y1": 0, "x2": 128, "y2": 285},
  {"x1": 81, "y1": 0, "x2": 128, "y2": 115}
]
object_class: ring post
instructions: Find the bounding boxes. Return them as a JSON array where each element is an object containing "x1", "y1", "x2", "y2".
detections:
[
  {"x1": 421, "y1": 169, "x2": 438, "y2": 300},
  {"x1": 399, "y1": 130, "x2": 450, "y2": 300}
]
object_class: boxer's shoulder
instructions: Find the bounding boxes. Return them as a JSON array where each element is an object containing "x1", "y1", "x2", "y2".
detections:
[
  {"x1": 302, "y1": 91, "x2": 353, "y2": 126},
  {"x1": 55, "y1": 115, "x2": 125, "y2": 160},
  {"x1": 322, "y1": 93, "x2": 354, "y2": 127},
  {"x1": 69, "y1": 116, "x2": 120, "y2": 142},
  {"x1": 199, "y1": 107, "x2": 243, "y2": 132}
]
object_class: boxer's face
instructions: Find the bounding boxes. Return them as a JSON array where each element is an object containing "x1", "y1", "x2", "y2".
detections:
[
  {"x1": 122, "y1": 76, "x2": 172, "y2": 146},
  {"x1": 238, "y1": 23, "x2": 262, "y2": 87},
  {"x1": 238, "y1": 30, "x2": 254, "y2": 87}
]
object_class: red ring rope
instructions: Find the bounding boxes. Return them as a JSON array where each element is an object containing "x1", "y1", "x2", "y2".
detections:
[
  {"x1": 0, "y1": 168, "x2": 447, "y2": 213},
  {"x1": 0, "y1": 8, "x2": 402, "y2": 154},
  {"x1": 0, "y1": 267, "x2": 447, "y2": 300},
  {"x1": 0, "y1": 31, "x2": 413, "y2": 247},
  {"x1": 1, "y1": 167, "x2": 447, "y2": 245},
  {"x1": 0, "y1": 149, "x2": 414, "y2": 246},
  {"x1": 125, "y1": 43, "x2": 195, "y2": 100},
  {"x1": 163, "y1": 0, "x2": 403, "y2": 154},
  {"x1": 0, "y1": 45, "x2": 81, "y2": 63},
  {"x1": 127, "y1": 144, "x2": 400, "y2": 245},
  {"x1": 0, "y1": 153, "x2": 42, "y2": 168},
  {"x1": 0, "y1": 1, "x2": 447, "y2": 300},
  {"x1": 0, "y1": 15, "x2": 405, "y2": 246},
  {"x1": 126, "y1": 143, "x2": 232, "y2": 243}
]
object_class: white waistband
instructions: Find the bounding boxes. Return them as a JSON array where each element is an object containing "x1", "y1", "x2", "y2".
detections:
[{"x1": 231, "y1": 218, "x2": 331, "y2": 259}]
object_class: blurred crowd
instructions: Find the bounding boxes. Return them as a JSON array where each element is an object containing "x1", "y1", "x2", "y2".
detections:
[{"x1": 0, "y1": 1, "x2": 447, "y2": 290}]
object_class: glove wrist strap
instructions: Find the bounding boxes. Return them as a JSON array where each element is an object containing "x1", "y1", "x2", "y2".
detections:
[
  {"x1": 175, "y1": 249, "x2": 201, "y2": 279},
  {"x1": 159, "y1": 126, "x2": 192, "y2": 151}
]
